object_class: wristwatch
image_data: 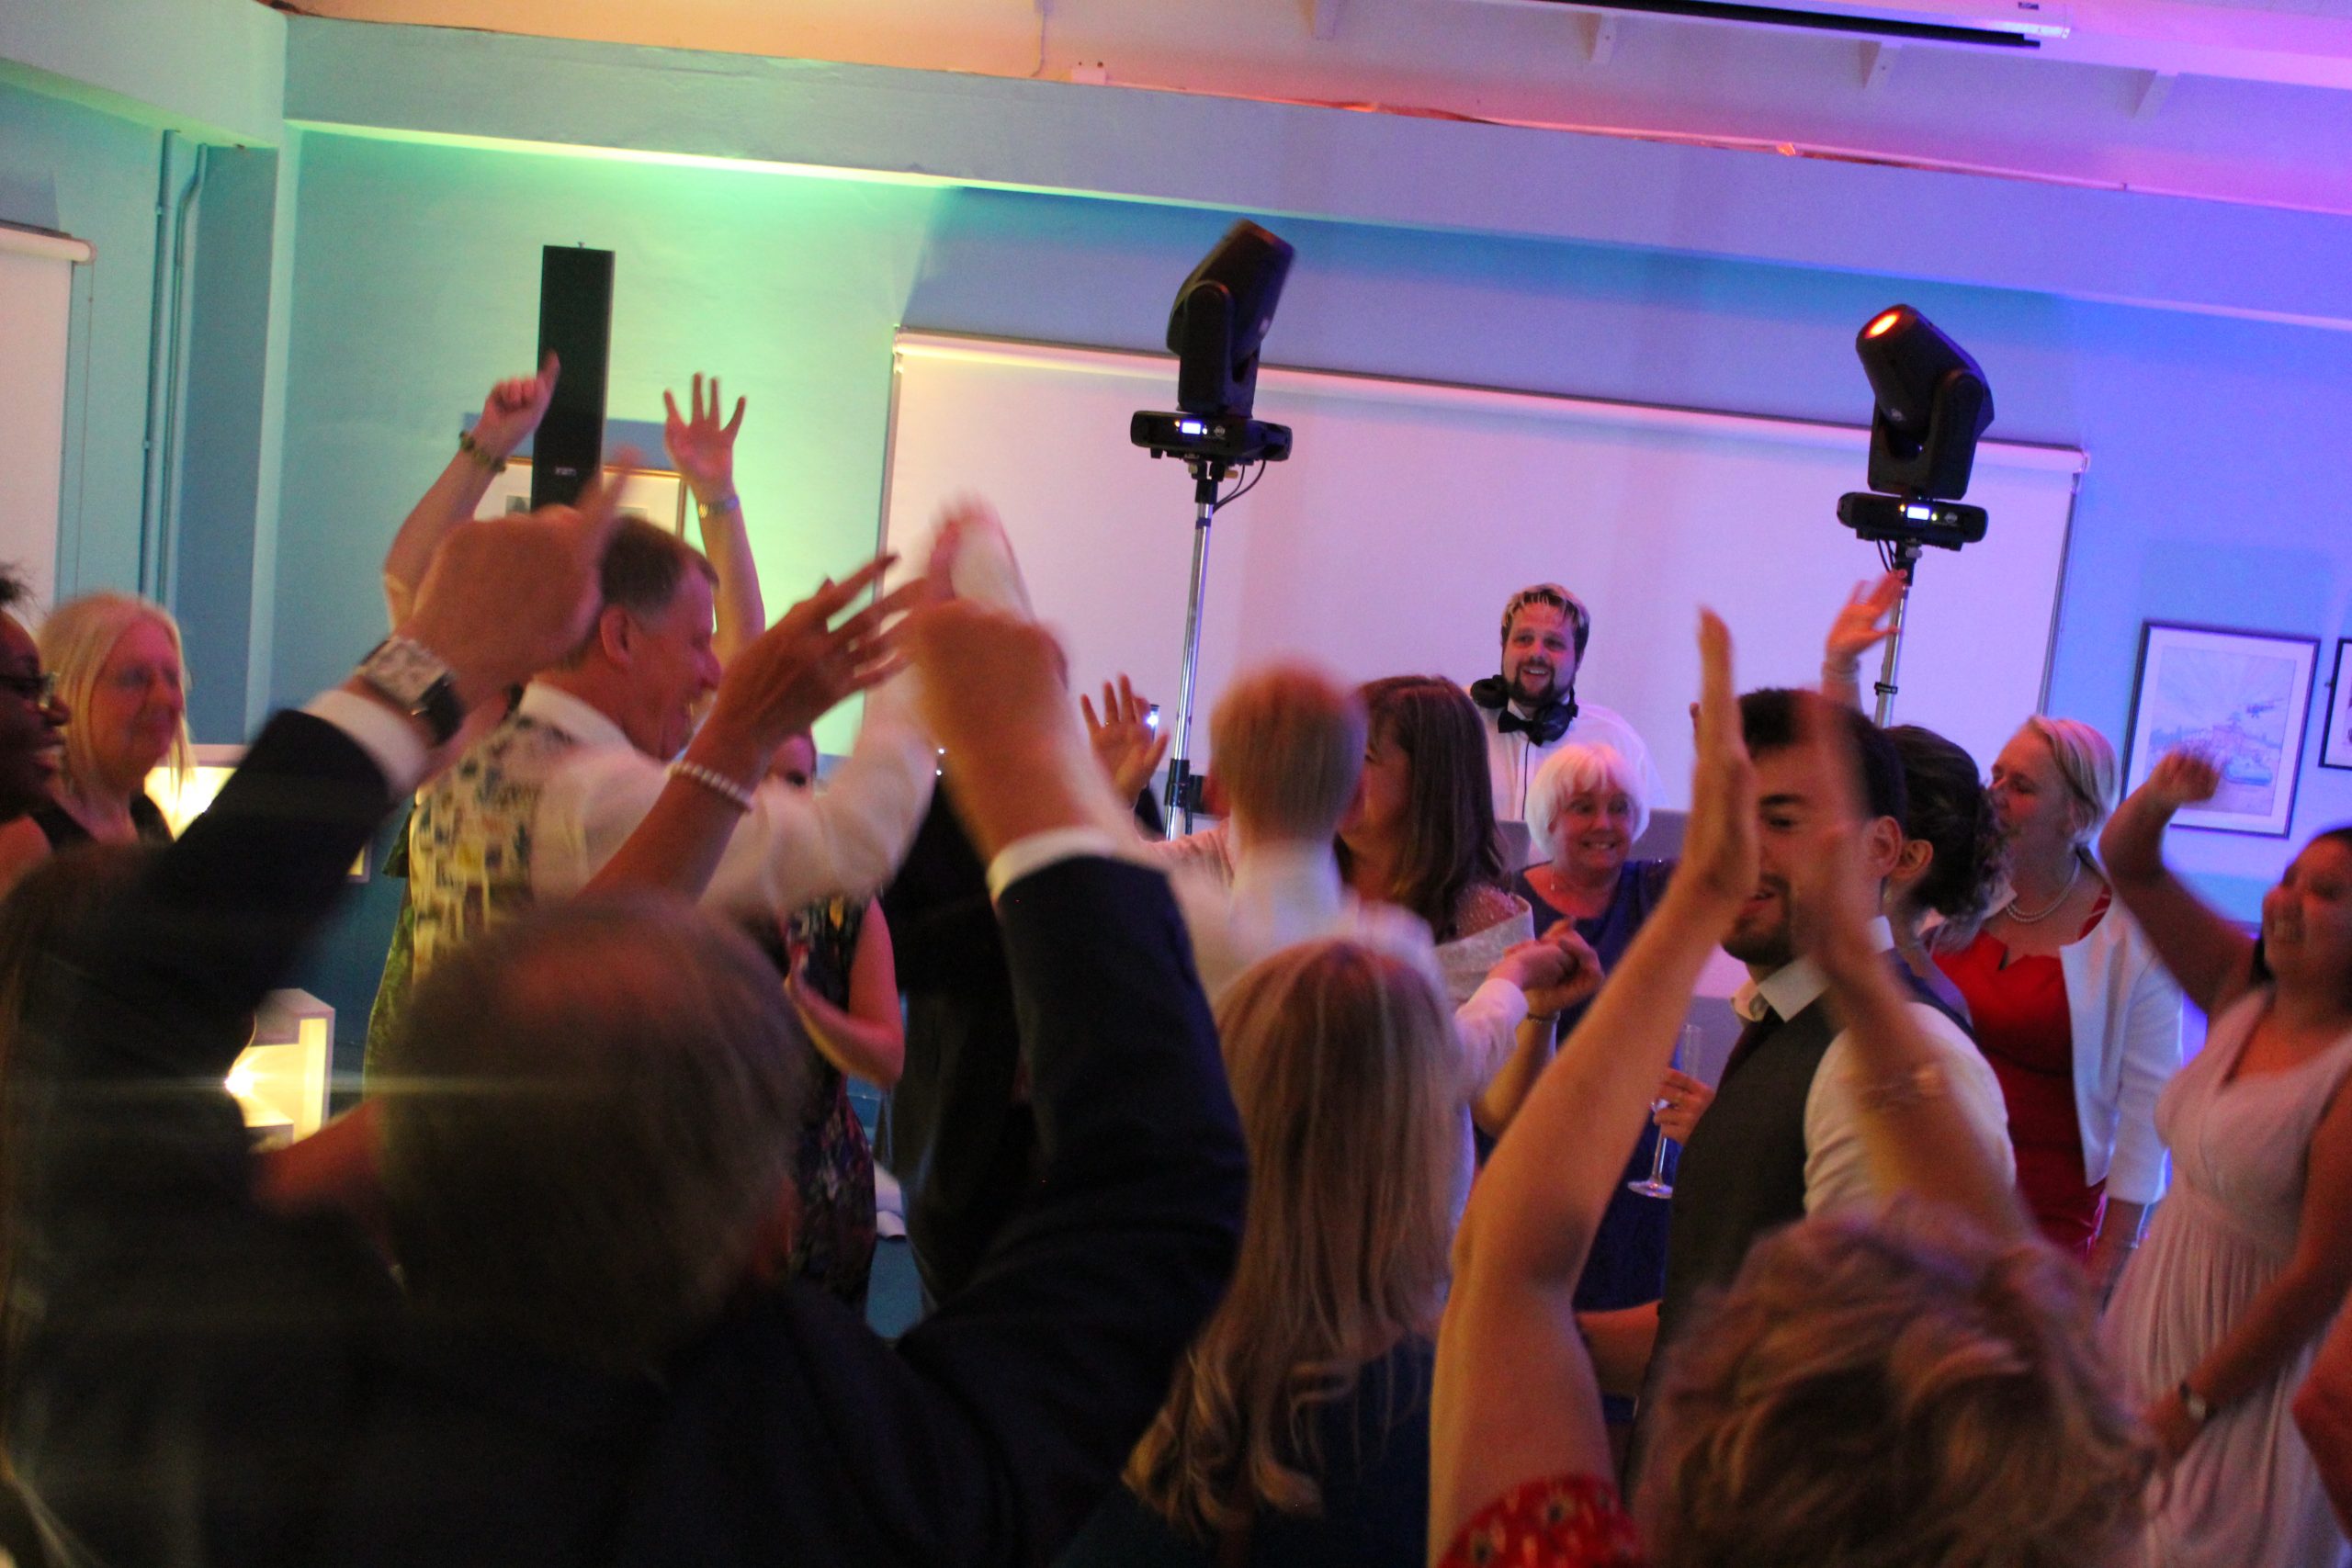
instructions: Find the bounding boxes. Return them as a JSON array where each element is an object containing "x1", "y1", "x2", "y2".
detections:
[
  {"x1": 2178, "y1": 1380, "x2": 2214, "y2": 1426},
  {"x1": 356, "y1": 637, "x2": 467, "y2": 747}
]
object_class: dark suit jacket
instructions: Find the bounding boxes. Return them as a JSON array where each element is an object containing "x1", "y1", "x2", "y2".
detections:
[{"x1": 6, "y1": 712, "x2": 1247, "y2": 1568}]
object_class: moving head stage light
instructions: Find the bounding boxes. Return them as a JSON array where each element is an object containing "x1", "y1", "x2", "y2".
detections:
[
  {"x1": 1836, "y1": 304, "x2": 1996, "y2": 723},
  {"x1": 1131, "y1": 220, "x2": 1297, "y2": 833}
]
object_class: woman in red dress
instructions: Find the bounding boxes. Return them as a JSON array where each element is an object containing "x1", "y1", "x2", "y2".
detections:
[{"x1": 1937, "y1": 717, "x2": 2182, "y2": 1295}]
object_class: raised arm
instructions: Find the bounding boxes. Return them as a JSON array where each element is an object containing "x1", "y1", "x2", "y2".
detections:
[
  {"x1": 2099, "y1": 751, "x2": 2259, "y2": 1017},
  {"x1": 865, "y1": 598, "x2": 1246, "y2": 1562},
  {"x1": 1431, "y1": 610, "x2": 1754, "y2": 1551},
  {"x1": 1818, "y1": 570, "x2": 1904, "y2": 713},
  {"x1": 663, "y1": 373, "x2": 764, "y2": 665},
  {"x1": 382, "y1": 355, "x2": 558, "y2": 628},
  {"x1": 581, "y1": 558, "x2": 911, "y2": 899}
]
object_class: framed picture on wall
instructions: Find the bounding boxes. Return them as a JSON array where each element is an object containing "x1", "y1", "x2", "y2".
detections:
[
  {"x1": 476, "y1": 458, "x2": 686, "y2": 534},
  {"x1": 2323, "y1": 641, "x2": 2352, "y2": 771},
  {"x1": 2122, "y1": 621, "x2": 2318, "y2": 838}
]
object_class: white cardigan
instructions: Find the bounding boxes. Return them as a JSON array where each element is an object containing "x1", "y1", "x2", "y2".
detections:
[{"x1": 2058, "y1": 904, "x2": 2184, "y2": 1205}]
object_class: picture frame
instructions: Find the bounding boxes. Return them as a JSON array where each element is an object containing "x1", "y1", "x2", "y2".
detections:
[
  {"x1": 476, "y1": 457, "x2": 686, "y2": 534},
  {"x1": 2322, "y1": 639, "x2": 2352, "y2": 772},
  {"x1": 2122, "y1": 621, "x2": 2318, "y2": 839}
]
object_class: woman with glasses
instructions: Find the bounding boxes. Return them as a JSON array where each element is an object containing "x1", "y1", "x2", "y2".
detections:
[{"x1": 0, "y1": 593, "x2": 187, "y2": 897}]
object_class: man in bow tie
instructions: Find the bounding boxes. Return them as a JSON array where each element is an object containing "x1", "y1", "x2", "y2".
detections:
[{"x1": 1467, "y1": 581, "x2": 1663, "y2": 865}]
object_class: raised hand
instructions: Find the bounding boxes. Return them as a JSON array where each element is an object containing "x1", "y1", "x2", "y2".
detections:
[
  {"x1": 702, "y1": 557, "x2": 921, "y2": 759},
  {"x1": 472, "y1": 352, "x2": 560, "y2": 461},
  {"x1": 1825, "y1": 571, "x2": 1905, "y2": 669},
  {"x1": 2143, "y1": 750, "x2": 2222, "y2": 815},
  {"x1": 1782, "y1": 690, "x2": 1883, "y2": 981},
  {"x1": 1677, "y1": 609, "x2": 1758, "y2": 914},
  {"x1": 662, "y1": 372, "x2": 746, "y2": 503},
  {"x1": 1080, "y1": 675, "x2": 1170, "y2": 800},
  {"x1": 900, "y1": 597, "x2": 1094, "y2": 860},
  {"x1": 401, "y1": 452, "x2": 635, "y2": 712}
]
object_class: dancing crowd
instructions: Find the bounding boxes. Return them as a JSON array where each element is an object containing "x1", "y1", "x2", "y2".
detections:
[{"x1": 0, "y1": 359, "x2": 2349, "y2": 1568}]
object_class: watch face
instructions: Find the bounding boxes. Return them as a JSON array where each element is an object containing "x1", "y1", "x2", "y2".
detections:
[{"x1": 365, "y1": 639, "x2": 447, "y2": 706}]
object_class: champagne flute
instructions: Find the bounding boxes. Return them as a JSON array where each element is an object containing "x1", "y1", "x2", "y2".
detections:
[{"x1": 1629, "y1": 1023, "x2": 1701, "y2": 1200}]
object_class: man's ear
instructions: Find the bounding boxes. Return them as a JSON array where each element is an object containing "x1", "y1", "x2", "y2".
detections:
[{"x1": 594, "y1": 604, "x2": 633, "y2": 667}]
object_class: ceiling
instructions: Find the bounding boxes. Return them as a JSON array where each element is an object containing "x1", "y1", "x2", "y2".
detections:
[{"x1": 280, "y1": 0, "x2": 2352, "y2": 214}]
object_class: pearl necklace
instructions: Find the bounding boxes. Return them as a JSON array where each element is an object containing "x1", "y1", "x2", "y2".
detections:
[{"x1": 2005, "y1": 855, "x2": 2083, "y2": 926}]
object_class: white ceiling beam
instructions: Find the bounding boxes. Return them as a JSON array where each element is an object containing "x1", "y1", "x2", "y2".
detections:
[
  {"x1": 1860, "y1": 38, "x2": 1899, "y2": 90},
  {"x1": 1583, "y1": 10, "x2": 1622, "y2": 63},
  {"x1": 2132, "y1": 67, "x2": 2177, "y2": 118}
]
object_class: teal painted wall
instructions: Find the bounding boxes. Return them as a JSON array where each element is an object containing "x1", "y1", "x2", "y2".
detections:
[{"x1": 273, "y1": 130, "x2": 2352, "y2": 1052}]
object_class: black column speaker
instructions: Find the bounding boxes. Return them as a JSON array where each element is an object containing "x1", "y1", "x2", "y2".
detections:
[{"x1": 531, "y1": 245, "x2": 615, "y2": 510}]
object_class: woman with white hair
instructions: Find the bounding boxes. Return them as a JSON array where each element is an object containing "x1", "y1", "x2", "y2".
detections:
[
  {"x1": 1935, "y1": 716, "x2": 2182, "y2": 1292},
  {"x1": 0, "y1": 592, "x2": 188, "y2": 897},
  {"x1": 1510, "y1": 741, "x2": 1679, "y2": 1433}
]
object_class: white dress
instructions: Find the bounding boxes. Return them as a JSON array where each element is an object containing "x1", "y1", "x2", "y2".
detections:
[{"x1": 2103, "y1": 989, "x2": 2352, "y2": 1568}]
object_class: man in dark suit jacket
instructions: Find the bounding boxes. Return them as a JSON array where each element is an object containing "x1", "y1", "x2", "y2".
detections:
[{"x1": 4, "y1": 495, "x2": 1247, "y2": 1566}]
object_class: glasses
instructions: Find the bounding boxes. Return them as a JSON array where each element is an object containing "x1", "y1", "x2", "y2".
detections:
[{"x1": 0, "y1": 671, "x2": 59, "y2": 706}]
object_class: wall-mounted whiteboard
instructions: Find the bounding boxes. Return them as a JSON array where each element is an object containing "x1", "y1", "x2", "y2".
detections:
[
  {"x1": 881, "y1": 333, "x2": 2085, "y2": 800},
  {"x1": 0, "y1": 224, "x2": 92, "y2": 612}
]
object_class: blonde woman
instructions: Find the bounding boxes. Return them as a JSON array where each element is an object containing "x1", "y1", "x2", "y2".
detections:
[
  {"x1": 1935, "y1": 716, "x2": 2182, "y2": 1288},
  {"x1": 0, "y1": 593, "x2": 188, "y2": 897},
  {"x1": 1064, "y1": 939, "x2": 1462, "y2": 1568}
]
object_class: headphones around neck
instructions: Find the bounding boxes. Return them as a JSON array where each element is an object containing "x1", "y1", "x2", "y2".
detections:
[{"x1": 1468, "y1": 674, "x2": 1577, "y2": 745}]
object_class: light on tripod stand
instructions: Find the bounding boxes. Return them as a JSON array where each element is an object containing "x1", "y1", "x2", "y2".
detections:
[
  {"x1": 1838, "y1": 303, "x2": 1998, "y2": 724},
  {"x1": 1131, "y1": 220, "x2": 1299, "y2": 833}
]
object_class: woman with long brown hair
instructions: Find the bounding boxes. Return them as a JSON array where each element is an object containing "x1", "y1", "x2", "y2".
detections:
[{"x1": 1340, "y1": 676, "x2": 1532, "y2": 1006}]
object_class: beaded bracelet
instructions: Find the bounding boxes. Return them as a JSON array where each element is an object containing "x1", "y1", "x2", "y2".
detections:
[
  {"x1": 457, "y1": 430, "x2": 508, "y2": 474},
  {"x1": 668, "y1": 760, "x2": 755, "y2": 812}
]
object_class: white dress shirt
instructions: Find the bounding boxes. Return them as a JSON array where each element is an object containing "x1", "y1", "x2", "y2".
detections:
[
  {"x1": 518, "y1": 680, "x2": 936, "y2": 917},
  {"x1": 1731, "y1": 918, "x2": 2016, "y2": 1216},
  {"x1": 1168, "y1": 837, "x2": 1531, "y2": 1087}
]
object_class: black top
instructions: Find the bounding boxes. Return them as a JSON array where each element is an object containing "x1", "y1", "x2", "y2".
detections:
[
  {"x1": 28, "y1": 791, "x2": 172, "y2": 852},
  {"x1": 6, "y1": 713, "x2": 1248, "y2": 1568},
  {"x1": 1057, "y1": 1337, "x2": 1435, "y2": 1568}
]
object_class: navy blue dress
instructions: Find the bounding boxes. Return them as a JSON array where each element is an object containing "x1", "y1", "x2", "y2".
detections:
[{"x1": 1515, "y1": 860, "x2": 1679, "y2": 1323}]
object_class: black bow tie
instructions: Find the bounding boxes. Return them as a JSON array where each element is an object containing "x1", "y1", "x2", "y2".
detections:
[{"x1": 1498, "y1": 705, "x2": 1570, "y2": 745}]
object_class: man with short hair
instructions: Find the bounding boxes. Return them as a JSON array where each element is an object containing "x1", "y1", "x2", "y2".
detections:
[
  {"x1": 1594, "y1": 689, "x2": 2010, "y2": 1474},
  {"x1": 1167, "y1": 660, "x2": 1592, "y2": 1105},
  {"x1": 407, "y1": 516, "x2": 933, "y2": 982},
  {"x1": 1469, "y1": 582, "x2": 1663, "y2": 861}
]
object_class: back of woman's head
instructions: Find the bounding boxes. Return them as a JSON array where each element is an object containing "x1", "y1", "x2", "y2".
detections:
[
  {"x1": 1888, "y1": 725, "x2": 2005, "y2": 947},
  {"x1": 1640, "y1": 1202, "x2": 2152, "y2": 1568},
  {"x1": 1126, "y1": 938, "x2": 1462, "y2": 1538},
  {"x1": 1351, "y1": 676, "x2": 1503, "y2": 938}
]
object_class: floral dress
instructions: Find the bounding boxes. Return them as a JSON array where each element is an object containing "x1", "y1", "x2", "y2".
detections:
[
  {"x1": 779, "y1": 897, "x2": 880, "y2": 1313},
  {"x1": 1439, "y1": 1475, "x2": 1647, "y2": 1568}
]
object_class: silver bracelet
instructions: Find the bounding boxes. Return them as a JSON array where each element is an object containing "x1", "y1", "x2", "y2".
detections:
[
  {"x1": 668, "y1": 760, "x2": 755, "y2": 812},
  {"x1": 695, "y1": 491, "x2": 741, "y2": 516}
]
